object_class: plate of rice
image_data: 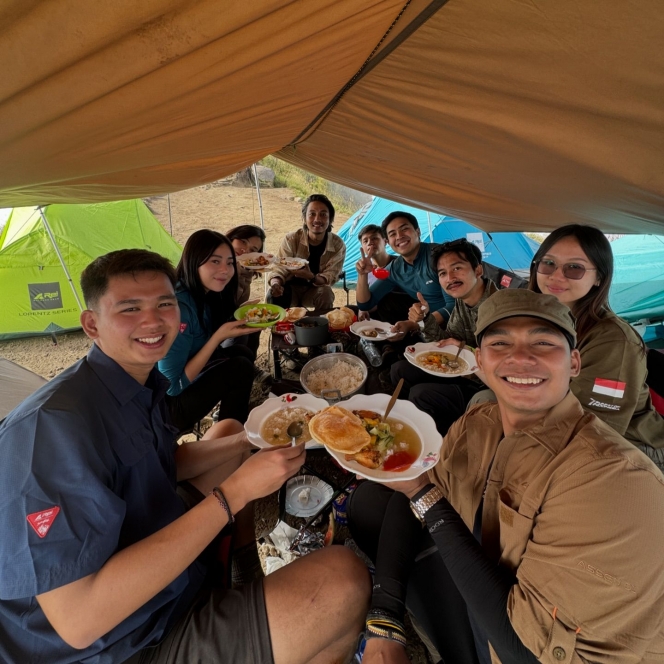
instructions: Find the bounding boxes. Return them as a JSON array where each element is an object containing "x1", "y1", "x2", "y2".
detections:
[
  {"x1": 300, "y1": 353, "x2": 368, "y2": 402},
  {"x1": 245, "y1": 393, "x2": 328, "y2": 449}
]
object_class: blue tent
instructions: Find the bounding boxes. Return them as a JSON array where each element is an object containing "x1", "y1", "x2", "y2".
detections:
[
  {"x1": 609, "y1": 235, "x2": 664, "y2": 323},
  {"x1": 338, "y1": 198, "x2": 539, "y2": 284}
]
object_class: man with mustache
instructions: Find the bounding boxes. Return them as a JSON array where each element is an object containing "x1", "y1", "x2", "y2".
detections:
[{"x1": 390, "y1": 238, "x2": 497, "y2": 435}]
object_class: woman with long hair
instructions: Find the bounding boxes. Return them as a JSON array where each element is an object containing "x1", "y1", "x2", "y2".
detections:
[
  {"x1": 226, "y1": 224, "x2": 267, "y2": 305},
  {"x1": 529, "y1": 224, "x2": 664, "y2": 467},
  {"x1": 158, "y1": 229, "x2": 259, "y2": 435}
]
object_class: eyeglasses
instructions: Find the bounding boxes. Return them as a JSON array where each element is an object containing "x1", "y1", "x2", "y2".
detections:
[{"x1": 535, "y1": 259, "x2": 597, "y2": 280}]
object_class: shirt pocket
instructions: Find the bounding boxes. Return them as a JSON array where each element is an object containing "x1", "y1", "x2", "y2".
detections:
[
  {"x1": 110, "y1": 425, "x2": 153, "y2": 467},
  {"x1": 541, "y1": 613, "x2": 580, "y2": 663},
  {"x1": 498, "y1": 494, "x2": 535, "y2": 569}
]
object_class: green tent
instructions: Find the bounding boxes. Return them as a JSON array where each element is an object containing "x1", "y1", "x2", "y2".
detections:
[{"x1": 0, "y1": 200, "x2": 182, "y2": 340}]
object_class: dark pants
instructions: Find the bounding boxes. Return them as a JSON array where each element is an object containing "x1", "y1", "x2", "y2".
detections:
[
  {"x1": 166, "y1": 345, "x2": 254, "y2": 432},
  {"x1": 372, "y1": 292, "x2": 417, "y2": 325},
  {"x1": 390, "y1": 360, "x2": 483, "y2": 436},
  {"x1": 348, "y1": 482, "x2": 479, "y2": 664}
]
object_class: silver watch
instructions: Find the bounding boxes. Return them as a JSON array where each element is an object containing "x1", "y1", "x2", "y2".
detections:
[{"x1": 410, "y1": 485, "x2": 444, "y2": 523}]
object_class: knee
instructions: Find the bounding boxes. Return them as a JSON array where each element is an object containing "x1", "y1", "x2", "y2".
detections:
[
  {"x1": 390, "y1": 360, "x2": 408, "y2": 385},
  {"x1": 318, "y1": 546, "x2": 371, "y2": 606},
  {"x1": 203, "y1": 418, "x2": 244, "y2": 440}
]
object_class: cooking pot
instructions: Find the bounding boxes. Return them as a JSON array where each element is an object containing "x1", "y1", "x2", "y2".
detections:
[{"x1": 294, "y1": 316, "x2": 329, "y2": 346}]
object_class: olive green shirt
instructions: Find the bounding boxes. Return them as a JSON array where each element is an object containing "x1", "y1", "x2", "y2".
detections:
[
  {"x1": 421, "y1": 278, "x2": 497, "y2": 346},
  {"x1": 573, "y1": 312, "x2": 664, "y2": 448}
]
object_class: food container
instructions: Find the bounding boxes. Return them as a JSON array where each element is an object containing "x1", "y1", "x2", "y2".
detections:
[
  {"x1": 294, "y1": 316, "x2": 329, "y2": 346},
  {"x1": 300, "y1": 352, "x2": 368, "y2": 403},
  {"x1": 274, "y1": 320, "x2": 295, "y2": 335}
]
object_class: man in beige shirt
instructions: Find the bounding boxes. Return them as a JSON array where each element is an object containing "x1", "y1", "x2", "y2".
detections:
[
  {"x1": 353, "y1": 289, "x2": 664, "y2": 664},
  {"x1": 267, "y1": 194, "x2": 346, "y2": 315}
]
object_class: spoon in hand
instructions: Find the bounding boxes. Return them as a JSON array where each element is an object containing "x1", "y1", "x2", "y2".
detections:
[
  {"x1": 447, "y1": 341, "x2": 466, "y2": 370},
  {"x1": 287, "y1": 421, "x2": 303, "y2": 446}
]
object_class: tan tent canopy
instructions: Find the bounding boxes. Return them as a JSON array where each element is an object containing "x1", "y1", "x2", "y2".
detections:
[{"x1": 1, "y1": 0, "x2": 662, "y2": 233}]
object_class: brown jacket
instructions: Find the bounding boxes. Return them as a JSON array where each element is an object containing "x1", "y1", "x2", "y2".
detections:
[
  {"x1": 429, "y1": 393, "x2": 664, "y2": 663},
  {"x1": 267, "y1": 228, "x2": 346, "y2": 286},
  {"x1": 573, "y1": 312, "x2": 664, "y2": 448}
]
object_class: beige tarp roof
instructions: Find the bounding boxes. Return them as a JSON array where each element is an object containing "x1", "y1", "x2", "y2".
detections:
[{"x1": 1, "y1": 0, "x2": 662, "y2": 233}]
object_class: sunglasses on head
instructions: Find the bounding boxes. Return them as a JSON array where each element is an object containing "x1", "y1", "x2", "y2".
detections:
[{"x1": 535, "y1": 259, "x2": 597, "y2": 280}]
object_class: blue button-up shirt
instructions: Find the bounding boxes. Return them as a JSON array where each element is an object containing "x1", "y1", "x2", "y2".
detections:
[
  {"x1": 357, "y1": 242, "x2": 454, "y2": 321},
  {"x1": 0, "y1": 344, "x2": 206, "y2": 664}
]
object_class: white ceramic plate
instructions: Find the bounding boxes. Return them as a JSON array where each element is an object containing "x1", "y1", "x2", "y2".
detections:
[
  {"x1": 237, "y1": 252, "x2": 275, "y2": 270},
  {"x1": 314, "y1": 394, "x2": 443, "y2": 483},
  {"x1": 350, "y1": 320, "x2": 398, "y2": 341},
  {"x1": 284, "y1": 475, "x2": 333, "y2": 517},
  {"x1": 277, "y1": 257, "x2": 309, "y2": 270},
  {"x1": 245, "y1": 393, "x2": 328, "y2": 449},
  {"x1": 404, "y1": 342, "x2": 478, "y2": 378}
]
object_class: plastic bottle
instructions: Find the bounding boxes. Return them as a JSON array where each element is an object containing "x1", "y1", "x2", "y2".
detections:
[{"x1": 359, "y1": 338, "x2": 383, "y2": 367}]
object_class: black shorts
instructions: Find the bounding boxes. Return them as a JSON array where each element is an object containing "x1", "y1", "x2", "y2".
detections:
[
  {"x1": 126, "y1": 580, "x2": 273, "y2": 664},
  {"x1": 124, "y1": 482, "x2": 274, "y2": 664}
]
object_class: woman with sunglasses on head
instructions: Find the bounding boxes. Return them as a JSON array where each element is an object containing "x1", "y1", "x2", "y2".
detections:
[
  {"x1": 530, "y1": 224, "x2": 664, "y2": 468},
  {"x1": 158, "y1": 229, "x2": 260, "y2": 436}
]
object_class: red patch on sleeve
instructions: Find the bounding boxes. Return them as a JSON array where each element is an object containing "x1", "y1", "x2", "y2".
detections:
[
  {"x1": 27, "y1": 506, "x2": 60, "y2": 538},
  {"x1": 179, "y1": 323, "x2": 188, "y2": 333},
  {"x1": 500, "y1": 275, "x2": 513, "y2": 288}
]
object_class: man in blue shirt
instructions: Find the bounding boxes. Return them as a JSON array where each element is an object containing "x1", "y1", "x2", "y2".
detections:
[
  {"x1": 0, "y1": 249, "x2": 369, "y2": 664},
  {"x1": 356, "y1": 212, "x2": 454, "y2": 337}
]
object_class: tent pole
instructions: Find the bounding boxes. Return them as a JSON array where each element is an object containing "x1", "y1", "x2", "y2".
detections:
[
  {"x1": 38, "y1": 207, "x2": 85, "y2": 312},
  {"x1": 253, "y1": 164, "x2": 265, "y2": 230},
  {"x1": 427, "y1": 212, "x2": 434, "y2": 242}
]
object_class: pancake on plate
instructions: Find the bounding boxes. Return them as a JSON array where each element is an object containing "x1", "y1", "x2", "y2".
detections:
[{"x1": 309, "y1": 406, "x2": 370, "y2": 454}]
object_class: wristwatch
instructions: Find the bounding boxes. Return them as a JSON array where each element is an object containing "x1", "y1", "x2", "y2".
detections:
[{"x1": 410, "y1": 485, "x2": 444, "y2": 523}]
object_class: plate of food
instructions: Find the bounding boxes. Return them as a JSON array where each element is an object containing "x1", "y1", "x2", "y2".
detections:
[
  {"x1": 245, "y1": 393, "x2": 328, "y2": 449},
  {"x1": 277, "y1": 257, "x2": 309, "y2": 270},
  {"x1": 309, "y1": 394, "x2": 443, "y2": 482},
  {"x1": 237, "y1": 252, "x2": 275, "y2": 270},
  {"x1": 350, "y1": 320, "x2": 397, "y2": 340},
  {"x1": 404, "y1": 342, "x2": 478, "y2": 377},
  {"x1": 234, "y1": 303, "x2": 287, "y2": 328}
]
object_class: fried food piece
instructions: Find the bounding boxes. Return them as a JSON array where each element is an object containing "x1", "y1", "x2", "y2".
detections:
[
  {"x1": 346, "y1": 447, "x2": 381, "y2": 469},
  {"x1": 353, "y1": 409, "x2": 382, "y2": 420},
  {"x1": 309, "y1": 406, "x2": 371, "y2": 453}
]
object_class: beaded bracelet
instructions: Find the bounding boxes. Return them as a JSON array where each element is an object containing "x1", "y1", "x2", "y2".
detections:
[
  {"x1": 365, "y1": 609, "x2": 407, "y2": 647},
  {"x1": 210, "y1": 486, "x2": 235, "y2": 524}
]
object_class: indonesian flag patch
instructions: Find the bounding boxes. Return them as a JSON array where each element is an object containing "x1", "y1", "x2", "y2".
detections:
[
  {"x1": 27, "y1": 506, "x2": 60, "y2": 538},
  {"x1": 592, "y1": 378, "x2": 626, "y2": 399}
]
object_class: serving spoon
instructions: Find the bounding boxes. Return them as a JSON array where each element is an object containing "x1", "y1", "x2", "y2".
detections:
[
  {"x1": 287, "y1": 420, "x2": 303, "y2": 446},
  {"x1": 383, "y1": 378, "x2": 405, "y2": 420},
  {"x1": 447, "y1": 341, "x2": 466, "y2": 370}
]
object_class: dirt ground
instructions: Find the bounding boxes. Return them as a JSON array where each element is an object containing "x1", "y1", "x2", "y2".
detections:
[{"x1": 0, "y1": 182, "x2": 431, "y2": 663}]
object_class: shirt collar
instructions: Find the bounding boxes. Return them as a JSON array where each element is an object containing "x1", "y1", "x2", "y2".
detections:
[
  {"x1": 465, "y1": 278, "x2": 497, "y2": 311},
  {"x1": 514, "y1": 391, "x2": 586, "y2": 455},
  {"x1": 87, "y1": 343, "x2": 169, "y2": 407}
]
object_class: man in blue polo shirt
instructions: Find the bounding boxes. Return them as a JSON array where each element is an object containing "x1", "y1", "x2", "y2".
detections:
[
  {"x1": 0, "y1": 249, "x2": 369, "y2": 664},
  {"x1": 356, "y1": 212, "x2": 454, "y2": 336}
]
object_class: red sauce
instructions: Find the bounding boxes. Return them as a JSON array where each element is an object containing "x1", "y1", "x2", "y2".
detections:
[{"x1": 383, "y1": 451, "x2": 417, "y2": 472}]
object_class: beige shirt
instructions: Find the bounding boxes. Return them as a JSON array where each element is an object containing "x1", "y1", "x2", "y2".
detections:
[
  {"x1": 429, "y1": 393, "x2": 664, "y2": 663},
  {"x1": 573, "y1": 312, "x2": 664, "y2": 448},
  {"x1": 267, "y1": 227, "x2": 346, "y2": 286}
]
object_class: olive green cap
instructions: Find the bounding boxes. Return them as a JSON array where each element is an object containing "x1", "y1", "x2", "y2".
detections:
[{"x1": 475, "y1": 289, "x2": 577, "y2": 347}]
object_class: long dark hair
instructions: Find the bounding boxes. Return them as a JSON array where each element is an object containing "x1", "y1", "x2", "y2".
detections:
[
  {"x1": 176, "y1": 229, "x2": 239, "y2": 332},
  {"x1": 529, "y1": 224, "x2": 613, "y2": 341},
  {"x1": 226, "y1": 224, "x2": 266, "y2": 250}
]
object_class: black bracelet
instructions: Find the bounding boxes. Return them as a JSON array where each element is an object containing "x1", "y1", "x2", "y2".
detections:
[{"x1": 210, "y1": 486, "x2": 235, "y2": 524}]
